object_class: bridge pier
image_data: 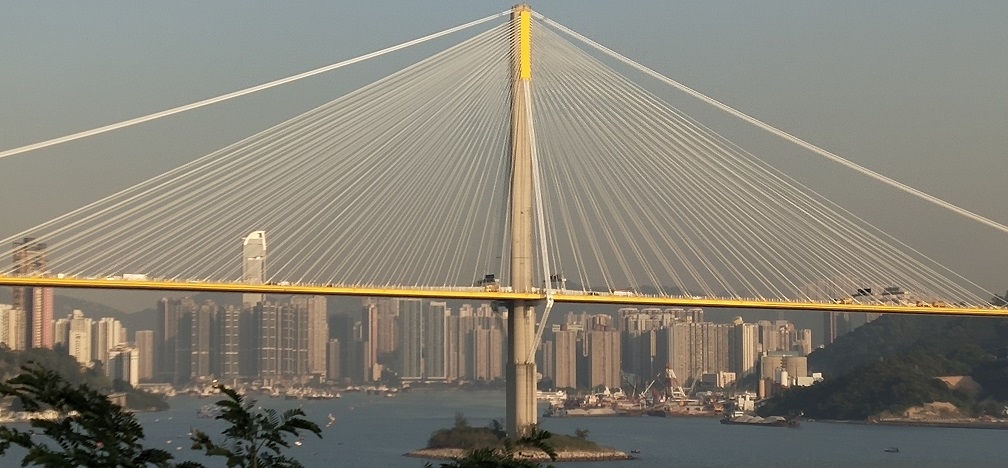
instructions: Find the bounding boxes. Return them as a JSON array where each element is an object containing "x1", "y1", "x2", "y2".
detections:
[
  {"x1": 506, "y1": 302, "x2": 537, "y2": 437},
  {"x1": 506, "y1": 3, "x2": 537, "y2": 438}
]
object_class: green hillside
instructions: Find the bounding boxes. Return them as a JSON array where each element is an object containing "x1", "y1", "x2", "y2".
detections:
[{"x1": 759, "y1": 314, "x2": 1008, "y2": 420}]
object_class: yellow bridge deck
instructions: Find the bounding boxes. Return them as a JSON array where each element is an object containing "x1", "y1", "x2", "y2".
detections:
[{"x1": 0, "y1": 276, "x2": 1004, "y2": 318}]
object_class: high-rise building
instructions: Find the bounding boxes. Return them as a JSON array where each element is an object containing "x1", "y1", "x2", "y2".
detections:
[
  {"x1": 657, "y1": 321, "x2": 730, "y2": 385},
  {"x1": 756, "y1": 320, "x2": 779, "y2": 354},
  {"x1": 190, "y1": 301, "x2": 217, "y2": 381},
  {"x1": 30, "y1": 287, "x2": 54, "y2": 349},
  {"x1": 553, "y1": 328, "x2": 578, "y2": 389},
  {"x1": 157, "y1": 298, "x2": 180, "y2": 382},
  {"x1": 445, "y1": 312, "x2": 461, "y2": 381},
  {"x1": 729, "y1": 322, "x2": 759, "y2": 377},
  {"x1": 627, "y1": 329, "x2": 660, "y2": 383},
  {"x1": 257, "y1": 302, "x2": 281, "y2": 379},
  {"x1": 796, "y1": 329, "x2": 813, "y2": 356},
  {"x1": 326, "y1": 338, "x2": 341, "y2": 382},
  {"x1": 455, "y1": 304, "x2": 475, "y2": 380},
  {"x1": 425, "y1": 301, "x2": 448, "y2": 380},
  {"x1": 348, "y1": 320, "x2": 366, "y2": 382},
  {"x1": 173, "y1": 300, "x2": 196, "y2": 384},
  {"x1": 135, "y1": 330, "x2": 155, "y2": 382},
  {"x1": 68, "y1": 310, "x2": 93, "y2": 365},
  {"x1": 279, "y1": 300, "x2": 308, "y2": 378},
  {"x1": 239, "y1": 306, "x2": 260, "y2": 379},
  {"x1": 108, "y1": 346, "x2": 140, "y2": 387},
  {"x1": 399, "y1": 299, "x2": 424, "y2": 380},
  {"x1": 369, "y1": 298, "x2": 400, "y2": 357},
  {"x1": 328, "y1": 313, "x2": 352, "y2": 382},
  {"x1": 69, "y1": 330, "x2": 91, "y2": 365},
  {"x1": 92, "y1": 317, "x2": 125, "y2": 365},
  {"x1": 822, "y1": 311, "x2": 853, "y2": 345},
  {"x1": 248, "y1": 298, "x2": 310, "y2": 380},
  {"x1": 242, "y1": 231, "x2": 266, "y2": 306},
  {"x1": 12, "y1": 238, "x2": 53, "y2": 349},
  {"x1": 472, "y1": 327, "x2": 503, "y2": 381},
  {"x1": 217, "y1": 305, "x2": 241, "y2": 381},
  {"x1": 583, "y1": 330, "x2": 620, "y2": 390},
  {"x1": 538, "y1": 338, "x2": 555, "y2": 385},
  {"x1": 53, "y1": 315, "x2": 71, "y2": 348},
  {"x1": 0, "y1": 304, "x2": 27, "y2": 351},
  {"x1": 291, "y1": 296, "x2": 328, "y2": 377},
  {"x1": 358, "y1": 303, "x2": 381, "y2": 382}
]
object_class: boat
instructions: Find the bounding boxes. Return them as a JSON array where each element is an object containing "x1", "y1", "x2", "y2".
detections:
[
  {"x1": 561, "y1": 407, "x2": 619, "y2": 417},
  {"x1": 885, "y1": 447, "x2": 900, "y2": 453},
  {"x1": 535, "y1": 390, "x2": 568, "y2": 406},
  {"x1": 720, "y1": 414, "x2": 799, "y2": 428},
  {"x1": 630, "y1": 449, "x2": 641, "y2": 454}
]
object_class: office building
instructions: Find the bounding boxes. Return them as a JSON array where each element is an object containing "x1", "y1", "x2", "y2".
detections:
[
  {"x1": 217, "y1": 305, "x2": 241, "y2": 381},
  {"x1": 327, "y1": 338, "x2": 341, "y2": 382},
  {"x1": 242, "y1": 231, "x2": 266, "y2": 306},
  {"x1": 135, "y1": 330, "x2": 155, "y2": 382},
  {"x1": 425, "y1": 301, "x2": 448, "y2": 380},
  {"x1": 0, "y1": 304, "x2": 26, "y2": 351},
  {"x1": 583, "y1": 329, "x2": 620, "y2": 389},
  {"x1": 553, "y1": 328, "x2": 578, "y2": 389},
  {"x1": 190, "y1": 301, "x2": 217, "y2": 380},
  {"x1": 108, "y1": 346, "x2": 140, "y2": 387},
  {"x1": 12, "y1": 238, "x2": 53, "y2": 349},
  {"x1": 729, "y1": 322, "x2": 759, "y2": 377},
  {"x1": 291, "y1": 296, "x2": 328, "y2": 377}
]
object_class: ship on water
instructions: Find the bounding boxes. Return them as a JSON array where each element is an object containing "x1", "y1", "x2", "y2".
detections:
[
  {"x1": 542, "y1": 387, "x2": 643, "y2": 417},
  {"x1": 720, "y1": 393, "x2": 798, "y2": 427}
]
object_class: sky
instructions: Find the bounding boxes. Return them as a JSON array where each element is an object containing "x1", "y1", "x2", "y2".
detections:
[{"x1": 1, "y1": 1, "x2": 1006, "y2": 312}]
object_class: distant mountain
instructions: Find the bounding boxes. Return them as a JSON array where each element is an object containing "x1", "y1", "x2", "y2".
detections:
[{"x1": 0, "y1": 287, "x2": 128, "y2": 322}]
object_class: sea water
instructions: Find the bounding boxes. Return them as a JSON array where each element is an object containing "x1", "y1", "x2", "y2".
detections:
[{"x1": 5, "y1": 389, "x2": 1007, "y2": 467}]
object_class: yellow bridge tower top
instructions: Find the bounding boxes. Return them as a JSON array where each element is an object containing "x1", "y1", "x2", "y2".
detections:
[{"x1": 513, "y1": 4, "x2": 532, "y2": 80}]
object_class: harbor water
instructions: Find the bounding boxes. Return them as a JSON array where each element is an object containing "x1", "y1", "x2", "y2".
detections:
[{"x1": 5, "y1": 389, "x2": 1007, "y2": 467}]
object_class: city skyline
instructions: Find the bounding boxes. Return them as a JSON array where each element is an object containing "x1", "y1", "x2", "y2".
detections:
[{"x1": 3, "y1": 287, "x2": 826, "y2": 394}]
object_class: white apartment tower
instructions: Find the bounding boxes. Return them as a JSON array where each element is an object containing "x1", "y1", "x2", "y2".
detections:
[{"x1": 242, "y1": 231, "x2": 266, "y2": 306}]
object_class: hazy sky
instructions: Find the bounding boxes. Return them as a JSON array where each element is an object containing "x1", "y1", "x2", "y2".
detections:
[{"x1": 1, "y1": 1, "x2": 1006, "y2": 310}]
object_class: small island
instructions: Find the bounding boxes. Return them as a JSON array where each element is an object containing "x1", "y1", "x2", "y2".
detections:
[{"x1": 406, "y1": 413, "x2": 632, "y2": 463}]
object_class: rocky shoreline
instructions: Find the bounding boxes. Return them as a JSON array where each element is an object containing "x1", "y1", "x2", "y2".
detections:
[
  {"x1": 405, "y1": 447, "x2": 634, "y2": 462},
  {"x1": 870, "y1": 418, "x2": 1008, "y2": 430}
]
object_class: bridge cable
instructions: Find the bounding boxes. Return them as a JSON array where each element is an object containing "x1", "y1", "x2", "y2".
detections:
[
  {"x1": 535, "y1": 13, "x2": 1008, "y2": 237},
  {"x1": 0, "y1": 11, "x2": 510, "y2": 162},
  {"x1": 524, "y1": 79, "x2": 556, "y2": 365},
  {"x1": 529, "y1": 16, "x2": 995, "y2": 306}
]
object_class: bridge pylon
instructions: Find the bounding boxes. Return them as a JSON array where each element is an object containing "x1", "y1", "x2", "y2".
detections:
[{"x1": 506, "y1": 3, "x2": 538, "y2": 438}]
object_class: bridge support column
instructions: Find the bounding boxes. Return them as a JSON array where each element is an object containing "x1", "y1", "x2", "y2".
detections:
[{"x1": 506, "y1": 3, "x2": 537, "y2": 438}]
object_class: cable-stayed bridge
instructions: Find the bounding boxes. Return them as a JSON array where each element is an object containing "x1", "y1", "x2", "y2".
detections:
[
  {"x1": 0, "y1": 7, "x2": 1003, "y2": 316},
  {"x1": 1, "y1": 4, "x2": 1006, "y2": 434}
]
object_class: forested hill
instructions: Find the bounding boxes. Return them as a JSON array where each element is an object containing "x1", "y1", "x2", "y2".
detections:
[
  {"x1": 809, "y1": 314, "x2": 1008, "y2": 377},
  {"x1": 0, "y1": 348, "x2": 168, "y2": 411},
  {"x1": 759, "y1": 314, "x2": 1008, "y2": 420}
]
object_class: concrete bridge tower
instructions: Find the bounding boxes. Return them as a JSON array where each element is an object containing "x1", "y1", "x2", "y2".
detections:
[{"x1": 507, "y1": 3, "x2": 538, "y2": 437}]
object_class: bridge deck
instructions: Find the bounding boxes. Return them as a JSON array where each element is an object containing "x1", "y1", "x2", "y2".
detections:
[{"x1": 1, "y1": 276, "x2": 1004, "y2": 318}]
